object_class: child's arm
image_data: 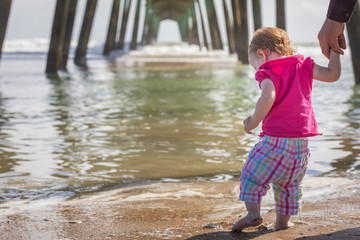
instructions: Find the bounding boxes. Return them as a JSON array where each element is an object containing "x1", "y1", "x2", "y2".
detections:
[
  {"x1": 313, "y1": 49, "x2": 341, "y2": 82},
  {"x1": 243, "y1": 79, "x2": 276, "y2": 134}
]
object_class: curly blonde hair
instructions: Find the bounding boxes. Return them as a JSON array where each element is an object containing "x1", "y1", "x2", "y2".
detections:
[{"x1": 249, "y1": 27, "x2": 295, "y2": 56}]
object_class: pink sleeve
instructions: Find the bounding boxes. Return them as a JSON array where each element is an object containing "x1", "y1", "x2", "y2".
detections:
[
  {"x1": 303, "y1": 57, "x2": 315, "y2": 78},
  {"x1": 255, "y1": 70, "x2": 271, "y2": 89}
]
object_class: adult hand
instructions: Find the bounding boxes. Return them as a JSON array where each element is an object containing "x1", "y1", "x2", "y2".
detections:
[{"x1": 318, "y1": 18, "x2": 346, "y2": 59}]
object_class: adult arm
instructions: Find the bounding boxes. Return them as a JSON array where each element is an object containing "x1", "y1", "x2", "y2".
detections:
[
  {"x1": 318, "y1": 0, "x2": 357, "y2": 59},
  {"x1": 243, "y1": 79, "x2": 275, "y2": 134}
]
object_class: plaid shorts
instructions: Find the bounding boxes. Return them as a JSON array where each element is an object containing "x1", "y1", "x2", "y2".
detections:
[{"x1": 240, "y1": 135, "x2": 310, "y2": 215}]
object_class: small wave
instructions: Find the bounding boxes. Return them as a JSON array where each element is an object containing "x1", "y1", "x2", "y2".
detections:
[{"x1": 3, "y1": 38, "x2": 103, "y2": 54}]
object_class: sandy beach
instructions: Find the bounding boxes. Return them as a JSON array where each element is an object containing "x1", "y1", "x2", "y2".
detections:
[{"x1": 0, "y1": 177, "x2": 359, "y2": 240}]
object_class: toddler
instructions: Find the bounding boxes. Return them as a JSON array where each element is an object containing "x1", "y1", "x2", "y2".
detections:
[{"x1": 232, "y1": 27, "x2": 341, "y2": 231}]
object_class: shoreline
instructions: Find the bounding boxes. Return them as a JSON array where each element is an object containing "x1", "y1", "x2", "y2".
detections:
[{"x1": 0, "y1": 176, "x2": 359, "y2": 239}]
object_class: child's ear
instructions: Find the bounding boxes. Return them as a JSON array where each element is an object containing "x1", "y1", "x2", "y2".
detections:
[{"x1": 257, "y1": 49, "x2": 268, "y2": 62}]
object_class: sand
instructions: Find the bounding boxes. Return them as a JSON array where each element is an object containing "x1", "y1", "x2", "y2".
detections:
[{"x1": 0, "y1": 177, "x2": 359, "y2": 240}]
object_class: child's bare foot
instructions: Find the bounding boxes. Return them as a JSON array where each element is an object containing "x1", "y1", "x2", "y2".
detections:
[
  {"x1": 275, "y1": 221, "x2": 294, "y2": 230},
  {"x1": 231, "y1": 215, "x2": 263, "y2": 232}
]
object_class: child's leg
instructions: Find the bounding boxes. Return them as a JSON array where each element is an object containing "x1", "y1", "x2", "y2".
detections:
[
  {"x1": 275, "y1": 214, "x2": 294, "y2": 230},
  {"x1": 273, "y1": 155, "x2": 308, "y2": 230},
  {"x1": 232, "y1": 202, "x2": 263, "y2": 232}
]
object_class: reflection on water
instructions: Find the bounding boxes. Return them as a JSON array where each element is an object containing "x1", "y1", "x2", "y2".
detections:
[{"x1": 0, "y1": 45, "x2": 359, "y2": 204}]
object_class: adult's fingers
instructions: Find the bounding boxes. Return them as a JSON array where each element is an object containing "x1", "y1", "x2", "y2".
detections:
[
  {"x1": 329, "y1": 39, "x2": 344, "y2": 56},
  {"x1": 320, "y1": 42, "x2": 330, "y2": 59},
  {"x1": 338, "y1": 33, "x2": 347, "y2": 50}
]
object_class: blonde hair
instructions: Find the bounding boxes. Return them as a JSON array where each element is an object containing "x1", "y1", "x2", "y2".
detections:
[{"x1": 249, "y1": 27, "x2": 295, "y2": 56}]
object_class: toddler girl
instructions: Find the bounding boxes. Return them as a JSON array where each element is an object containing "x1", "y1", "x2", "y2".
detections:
[{"x1": 232, "y1": 27, "x2": 341, "y2": 231}]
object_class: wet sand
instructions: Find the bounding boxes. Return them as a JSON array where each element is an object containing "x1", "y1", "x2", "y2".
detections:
[{"x1": 0, "y1": 177, "x2": 359, "y2": 240}]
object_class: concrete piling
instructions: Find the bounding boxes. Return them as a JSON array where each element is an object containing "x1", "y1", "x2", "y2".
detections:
[
  {"x1": 0, "y1": 0, "x2": 12, "y2": 63},
  {"x1": 103, "y1": 0, "x2": 121, "y2": 55},
  {"x1": 347, "y1": 1, "x2": 360, "y2": 85}
]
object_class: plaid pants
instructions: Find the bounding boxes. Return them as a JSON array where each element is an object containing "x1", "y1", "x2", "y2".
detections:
[{"x1": 240, "y1": 135, "x2": 309, "y2": 215}]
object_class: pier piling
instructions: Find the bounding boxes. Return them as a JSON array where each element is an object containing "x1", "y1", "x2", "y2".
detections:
[
  {"x1": 252, "y1": 0, "x2": 262, "y2": 31},
  {"x1": 103, "y1": 0, "x2": 121, "y2": 55},
  {"x1": 197, "y1": 1, "x2": 209, "y2": 50},
  {"x1": 231, "y1": 0, "x2": 249, "y2": 63},
  {"x1": 223, "y1": 0, "x2": 236, "y2": 54},
  {"x1": 60, "y1": 0, "x2": 78, "y2": 70},
  {"x1": 74, "y1": 0, "x2": 97, "y2": 67},
  {"x1": 276, "y1": 0, "x2": 286, "y2": 30},
  {"x1": 46, "y1": 0, "x2": 70, "y2": 73},
  {"x1": 130, "y1": 0, "x2": 142, "y2": 50},
  {"x1": 205, "y1": 0, "x2": 223, "y2": 50},
  {"x1": 347, "y1": 1, "x2": 360, "y2": 85},
  {"x1": 0, "y1": 0, "x2": 12, "y2": 63},
  {"x1": 118, "y1": 0, "x2": 131, "y2": 50}
]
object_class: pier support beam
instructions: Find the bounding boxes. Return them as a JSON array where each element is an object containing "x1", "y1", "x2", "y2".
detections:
[
  {"x1": 191, "y1": 5, "x2": 201, "y2": 47},
  {"x1": 141, "y1": 2, "x2": 151, "y2": 46},
  {"x1": 60, "y1": 0, "x2": 78, "y2": 70},
  {"x1": 252, "y1": 0, "x2": 262, "y2": 31},
  {"x1": 74, "y1": 0, "x2": 97, "y2": 67},
  {"x1": 276, "y1": 0, "x2": 286, "y2": 30},
  {"x1": 205, "y1": 0, "x2": 223, "y2": 50},
  {"x1": 232, "y1": 0, "x2": 249, "y2": 63},
  {"x1": 118, "y1": 0, "x2": 131, "y2": 50},
  {"x1": 347, "y1": 1, "x2": 360, "y2": 84},
  {"x1": 130, "y1": 0, "x2": 142, "y2": 50},
  {"x1": 46, "y1": 0, "x2": 70, "y2": 73},
  {"x1": 197, "y1": 0, "x2": 209, "y2": 50},
  {"x1": 103, "y1": 0, "x2": 121, "y2": 55},
  {"x1": 0, "y1": 0, "x2": 12, "y2": 63},
  {"x1": 223, "y1": 0, "x2": 236, "y2": 54}
]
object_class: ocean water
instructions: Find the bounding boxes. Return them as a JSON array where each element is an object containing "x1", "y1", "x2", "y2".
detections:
[{"x1": 0, "y1": 40, "x2": 359, "y2": 208}]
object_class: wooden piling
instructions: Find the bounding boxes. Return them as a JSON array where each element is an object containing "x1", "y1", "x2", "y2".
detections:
[
  {"x1": 103, "y1": 0, "x2": 121, "y2": 55},
  {"x1": 223, "y1": 0, "x2": 236, "y2": 54},
  {"x1": 74, "y1": 0, "x2": 97, "y2": 67},
  {"x1": 191, "y1": 5, "x2": 201, "y2": 47},
  {"x1": 118, "y1": 0, "x2": 131, "y2": 50},
  {"x1": 46, "y1": 0, "x2": 70, "y2": 73},
  {"x1": 347, "y1": 1, "x2": 360, "y2": 85},
  {"x1": 187, "y1": 9, "x2": 194, "y2": 45},
  {"x1": 276, "y1": 0, "x2": 286, "y2": 30},
  {"x1": 60, "y1": 0, "x2": 78, "y2": 71},
  {"x1": 252, "y1": 0, "x2": 262, "y2": 30},
  {"x1": 0, "y1": 0, "x2": 12, "y2": 63},
  {"x1": 231, "y1": 0, "x2": 249, "y2": 63},
  {"x1": 130, "y1": 0, "x2": 142, "y2": 50},
  {"x1": 141, "y1": 2, "x2": 151, "y2": 46},
  {"x1": 205, "y1": 0, "x2": 223, "y2": 50},
  {"x1": 197, "y1": 0, "x2": 209, "y2": 50},
  {"x1": 179, "y1": 17, "x2": 189, "y2": 42}
]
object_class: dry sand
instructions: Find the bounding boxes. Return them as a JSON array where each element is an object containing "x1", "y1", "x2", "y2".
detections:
[{"x1": 0, "y1": 177, "x2": 359, "y2": 240}]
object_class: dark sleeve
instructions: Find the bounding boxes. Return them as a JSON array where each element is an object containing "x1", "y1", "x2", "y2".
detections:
[{"x1": 327, "y1": 0, "x2": 358, "y2": 22}]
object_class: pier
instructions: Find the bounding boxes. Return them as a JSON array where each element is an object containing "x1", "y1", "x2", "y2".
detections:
[{"x1": 0, "y1": 0, "x2": 360, "y2": 84}]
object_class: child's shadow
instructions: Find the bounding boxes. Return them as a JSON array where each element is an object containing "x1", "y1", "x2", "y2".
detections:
[{"x1": 186, "y1": 230, "x2": 271, "y2": 240}]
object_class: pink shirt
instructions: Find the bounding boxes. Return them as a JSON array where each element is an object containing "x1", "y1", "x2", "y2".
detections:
[{"x1": 255, "y1": 55, "x2": 321, "y2": 138}]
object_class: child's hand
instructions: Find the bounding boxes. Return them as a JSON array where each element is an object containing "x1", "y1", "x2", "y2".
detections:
[
  {"x1": 243, "y1": 117, "x2": 256, "y2": 134},
  {"x1": 330, "y1": 49, "x2": 340, "y2": 57}
]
